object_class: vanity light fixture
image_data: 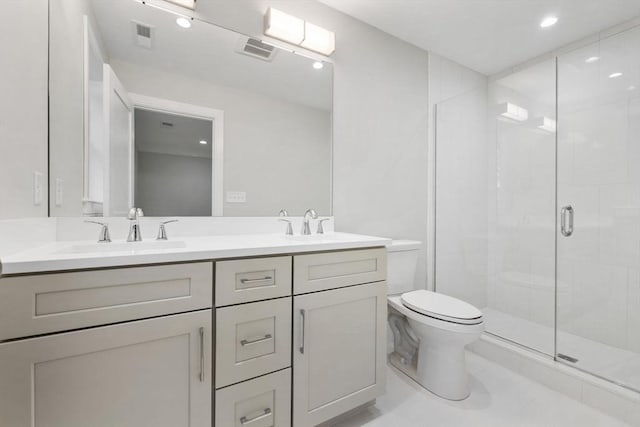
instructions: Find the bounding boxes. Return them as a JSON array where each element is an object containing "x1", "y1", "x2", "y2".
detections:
[
  {"x1": 199, "y1": 140, "x2": 208, "y2": 145},
  {"x1": 313, "y1": 61, "x2": 324, "y2": 70},
  {"x1": 609, "y1": 72, "x2": 623, "y2": 79},
  {"x1": 585, "y1": 56, "x2": 600, "y2": 63},
  {"x1": 498, "y1": 102, "x2": 528, "y2": 122},
  {"x1": 264, "y1": 8, "x2": 305, "y2": 45},
  {"x1": 540, "y1": 16, "x2": 558, "y2": 28},
  {"x1": 535, "y1": 116, "x2": 557, "y2": 133},
  {"x1": 176, "y1": 17, "x2": 192, "y2": 28},
  {"x1": 264, "y1": 8, "x2": 336, "y2": 56},
  {"x1": 301, "y1": 22, "x2": 336, "y2": 56},
  {"x1": 165, "y1": 0, "x2": 196, "y2": 10}
]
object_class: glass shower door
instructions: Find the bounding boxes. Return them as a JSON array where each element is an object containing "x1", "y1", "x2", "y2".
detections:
[{"x1": 557, "y1": 25, "x2": 640, "y2": 391}]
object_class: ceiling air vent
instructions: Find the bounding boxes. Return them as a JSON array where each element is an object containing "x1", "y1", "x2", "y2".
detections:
[
  {"x1": 235, "y1": 37, "x2": 278, "y2": 62},
  {"x1": 132, "y1": 21, "x2": 154, "y2": 49}
]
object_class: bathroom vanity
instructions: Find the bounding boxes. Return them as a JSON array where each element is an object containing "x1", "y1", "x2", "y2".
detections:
[{"x1": 0, "y1": 233, "x2": 388, "y2": 427}]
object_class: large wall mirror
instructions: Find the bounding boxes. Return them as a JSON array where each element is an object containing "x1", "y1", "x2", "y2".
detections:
[{"x1": 49, "y1": 0, "x2": 332, "y2": 217}]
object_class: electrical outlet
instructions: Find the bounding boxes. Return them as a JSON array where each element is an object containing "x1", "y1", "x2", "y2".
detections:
[
  {"x1": 226, "y1": 191, "x2": 246, "y2": 203},
  {"x1": 55, "y1": 178, "x2": 63, "y2": 207},
  {"x1": 33, "y1": 171, "x2": 42, "y2": 206}
]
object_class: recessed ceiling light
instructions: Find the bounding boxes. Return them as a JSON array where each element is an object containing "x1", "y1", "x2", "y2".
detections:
[
  {"x1": 313, "y1": 61, "x2": 324, "y2": 70},
  {"x1": 609, "y1": 72, "x2": 623, "y2": 79},
  {"x1": 176, "y1": 17, "x2": 192, "y2": 28},
  {"x1": 199, "y1": 140, "x2": 208, "y2": 145},
  {"x1": 585, "y1": 56, "x2": 600, "y2": 63},
  {"x1": 540, "y1": 16, "x2": 558, "y2": 28}
]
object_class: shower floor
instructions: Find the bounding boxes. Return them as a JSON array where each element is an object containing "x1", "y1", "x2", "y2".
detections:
[{"x1": 482, "y1": 307, "x2": 640, "y2": 392}]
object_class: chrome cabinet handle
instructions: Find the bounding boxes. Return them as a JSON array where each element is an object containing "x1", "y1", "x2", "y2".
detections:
[
  {"x1": 240, "y1": 334, "x2": 272, "y2": 346},
  {"x1": 299, "y1": 309, "x2": 306, "y2": 354},
  {"x1": 561, "y1": 205, "x2": 574, "y2": 237},
  {"x1": 240, "y1": 408, "x2": 272, "y2": 425},
  {"x1": 199, "y1": 327, "x2": 205, "y2": 382},
  {"x1": 240, "y1": 276, "x2": 273, "y2": 284}
]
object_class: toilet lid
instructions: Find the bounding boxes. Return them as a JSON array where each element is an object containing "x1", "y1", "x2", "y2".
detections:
[{"x1": 401, "y1": 290, "x2": 483, "y2": 325}]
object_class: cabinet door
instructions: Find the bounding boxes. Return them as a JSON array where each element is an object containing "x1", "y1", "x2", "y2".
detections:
[
  {"x1": 293, "y1": 282, "x2": 387, "y2": 427},
  {"x1": 0, "y1": 310, "x2": 212, "y2": 427}
]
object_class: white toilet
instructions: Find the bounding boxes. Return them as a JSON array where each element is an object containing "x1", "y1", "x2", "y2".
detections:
[{"x1": 386, "y1": 240, "x2": 484, "y2": 400}]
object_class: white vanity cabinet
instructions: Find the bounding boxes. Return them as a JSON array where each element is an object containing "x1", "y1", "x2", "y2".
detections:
[
  {"x1": 292, "y1": 249, "x2": 387, "y2": 427},
  {"x1": 0, "y1": 263, "x2": 213, "y2": 427}
]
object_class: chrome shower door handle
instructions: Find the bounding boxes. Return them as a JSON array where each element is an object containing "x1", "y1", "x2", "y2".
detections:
[{"x1": 561, "y1": 205, "x2": 574, "y2": 237}]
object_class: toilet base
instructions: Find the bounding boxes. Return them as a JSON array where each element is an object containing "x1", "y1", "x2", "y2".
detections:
[{"x1": 388, "y1": 350, "x2": 470, "y2": 401}]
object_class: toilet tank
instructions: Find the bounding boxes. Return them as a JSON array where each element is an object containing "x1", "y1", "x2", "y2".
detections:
[{"x1": 386, "y1": 240, "x2": 422, "y2": 295}]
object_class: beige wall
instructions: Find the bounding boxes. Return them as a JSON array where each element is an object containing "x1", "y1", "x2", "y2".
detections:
[{"x1": 0, "y1": 0, "x2": 48, "y2": 219}]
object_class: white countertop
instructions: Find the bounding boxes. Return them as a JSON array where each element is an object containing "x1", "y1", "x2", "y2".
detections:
[{"x1": 0, "y1": 232, "x2": 389, "y2": 276}]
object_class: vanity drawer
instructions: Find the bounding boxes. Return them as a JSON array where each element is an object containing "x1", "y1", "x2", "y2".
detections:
[
  {"x1": 215, "y1": 297, "x2": 291, "y2": 388},
  {"x1": 215, "y1": 256, "x2": 292, "y2": 307},
  {"x1": 293, "y1": 248, "x2": 387, "y2": 295},
  {"x1": 0, "y1": 262, "x2": 213, "y2": 341},
  {"x1": 215, "y1": 368, "x2": 291, "y2": 427}
]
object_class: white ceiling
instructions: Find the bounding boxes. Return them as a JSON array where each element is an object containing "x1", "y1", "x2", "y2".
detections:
[
  {"x1": 90, "y1": 0, "x2": 332, "y2": 111},
  {"x1": 317, "y1": 0, "x2": 640, "y2": 75},
  {"x1": 135, "y1": 108, "x2": 212, "y2": 158}
]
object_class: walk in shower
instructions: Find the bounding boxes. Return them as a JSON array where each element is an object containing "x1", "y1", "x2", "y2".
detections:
[{"x1": 434, "y1": 22, "x2": 640, "y2": 392}]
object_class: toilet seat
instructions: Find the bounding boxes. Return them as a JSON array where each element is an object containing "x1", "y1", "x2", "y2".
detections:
[{"x1": 401, "y1": 290, "x2": 483, "y2": 325}]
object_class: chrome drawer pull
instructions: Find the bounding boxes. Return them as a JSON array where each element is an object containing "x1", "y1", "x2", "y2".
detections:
[
  {"x1": 240, "y1": 334, "x2": 272, "y2": 346},
  {"x1": 240, "y1": 408, "x2": 272, "y2": 425},
  {"x1": 240, "y1": 276, "x2": 273, "y2": 284},
  {"x1": 198, "y1": 327, "x2": 205, "y2": 382}
]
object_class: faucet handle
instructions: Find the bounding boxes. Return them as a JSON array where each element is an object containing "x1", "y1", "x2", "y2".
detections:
[
  {"x1": 279, "y1": 209, "x2": 289, "y2": 217},
  {"x1": 157, "y1": 219, "x2": 178, "y2": 241},
  {"x1": 128, "y1": 207, "x2": 144, "y2": 220},
  {"x1": 316, "y1": 218, "x2": 330, "y2": 234},
  {"x1": 85, "y1": 220, "x2": 111, "y2": 243},
  {"x1": 278, "y1": 218, "x2": 293, "y2": 235}
]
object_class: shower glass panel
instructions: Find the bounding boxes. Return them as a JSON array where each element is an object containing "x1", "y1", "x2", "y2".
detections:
[
  {"x1": 557, "y1": 26, "x2": 640, "y2": 391},
  {"x1": 485, "y1": 60, "x2": 557, "y2": 355},
  {"x1": 435, "y1": 60, "x2": 556, "y2": 356}
]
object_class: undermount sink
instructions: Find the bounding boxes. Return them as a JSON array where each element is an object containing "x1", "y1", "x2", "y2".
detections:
[{"x1": 56, "y1": 240, "x2": 187, "y2": 255}]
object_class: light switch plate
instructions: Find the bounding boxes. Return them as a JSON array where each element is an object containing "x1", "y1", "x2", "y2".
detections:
[
  {"x1": 55, "y1": 178, "x2": 63, "y2": 207},
  {"x1": 226, "y1": 191, "x2": 246, "y2": 203},
  {"x1": 33, "y1": 171, "x2": 43, "y2": 206}
]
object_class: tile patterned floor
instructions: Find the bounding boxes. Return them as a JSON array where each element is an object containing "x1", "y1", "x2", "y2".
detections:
[{"x1": 333, "y1": 352, "x2": 631, "y2": 427}]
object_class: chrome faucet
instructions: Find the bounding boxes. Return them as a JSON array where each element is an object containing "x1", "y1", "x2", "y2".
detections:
[
  {"x1": 302, "y1": 209, "x2": 318, "y2": 235},
  {"x1": 127, "y1": 207, "x2": 144, "y2": 242}
]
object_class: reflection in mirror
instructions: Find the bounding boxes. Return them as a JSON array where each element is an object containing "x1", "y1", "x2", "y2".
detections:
[{"x1": 49, "y1": 0, "x2": 332, "y2": 217}]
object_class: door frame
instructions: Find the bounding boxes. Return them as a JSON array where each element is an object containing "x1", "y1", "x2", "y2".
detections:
[{"x1": 129, "y1": 93, "x2": 224, "y2": 216}]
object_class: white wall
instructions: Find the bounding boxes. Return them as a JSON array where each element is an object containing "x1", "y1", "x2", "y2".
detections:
[
  {"x1": 136, "y1": 151, "x2": 212, "y2": 216},
  {"x1": 49, "y1": 0, "x2": 106, "y2": 217},
  {"x1": 0, "y1": 0, "x2": 48, "y2": 219},
  {"x1": 190, "y1": 0, "x2": 432, "y2": 287},
  {"x1": 112, "y1": 60, "x2": 331, "y2": 217}
]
